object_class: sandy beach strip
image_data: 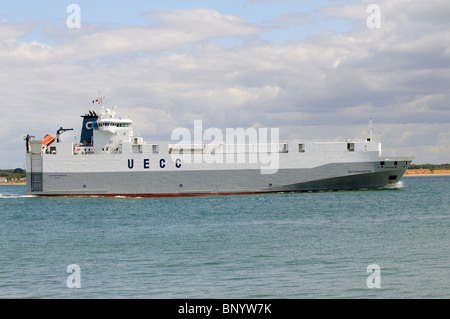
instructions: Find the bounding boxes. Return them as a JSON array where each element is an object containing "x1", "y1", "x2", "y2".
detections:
[{"x1": 404, "y1": 169, "x2": 450, "y2": 177}]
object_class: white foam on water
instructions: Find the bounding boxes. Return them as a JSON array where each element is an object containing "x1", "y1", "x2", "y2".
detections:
[
  {"x1": 0, "y1": 194, "x2": 37, "y2": 199},
  {"x1": 385, "y1": 180, "x2": 405, "y2": 189}
]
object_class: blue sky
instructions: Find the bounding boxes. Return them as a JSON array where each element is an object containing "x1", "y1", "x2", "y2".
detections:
[
  {"x1": 1, "y1": 0, "x2": 449, "y2": 168},
  {"x1": 3, "y1": 0, "x2": 353, "y2": 43}
]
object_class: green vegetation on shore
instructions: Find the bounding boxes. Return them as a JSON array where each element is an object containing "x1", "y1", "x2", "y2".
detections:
[
  {"x1": 409, "y1": 163, "x2": 450, "y2": 170},
  {"x1": 0, "y1": 168, "x2": 26, "y2": 181}
]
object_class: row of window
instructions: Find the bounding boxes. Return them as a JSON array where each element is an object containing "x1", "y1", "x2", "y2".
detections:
[
  {"x1": 98, "y1": 122, "x2": 131, "y2": 128},
  {"x1": 70, "y1": 143, "x2": 359, "y2": 155},
  {"x1": 299, "y1": 143, "x2": 355, "y2": 152},
  {"x1": 165, "y1": 144, "x2": 315, "y2": 153}
]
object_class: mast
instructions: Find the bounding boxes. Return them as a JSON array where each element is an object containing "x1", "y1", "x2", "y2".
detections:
[
  {"x1": 369, "y1": 117, "x2": 373, "y2": 141},
  {"x1": 98, "y1": 91, "x2": 105, "y2": 117}
]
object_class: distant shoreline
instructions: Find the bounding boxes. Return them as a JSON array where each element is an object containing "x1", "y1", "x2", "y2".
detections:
[
  {"x1": 405, "y1": 174, "x2": 450, "y2": 177},
  {"x1": 1, "y1": 168, "x2": 449, "y2": 186}
]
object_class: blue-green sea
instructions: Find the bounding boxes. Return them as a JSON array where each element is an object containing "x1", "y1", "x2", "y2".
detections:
[{"x1": 0, "y1": 176, "x2": 449, "y2": 299}]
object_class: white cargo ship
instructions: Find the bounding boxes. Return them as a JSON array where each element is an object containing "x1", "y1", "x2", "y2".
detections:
[{"x1": 25, "y1": 93, "x2": 413, "y2": 197}]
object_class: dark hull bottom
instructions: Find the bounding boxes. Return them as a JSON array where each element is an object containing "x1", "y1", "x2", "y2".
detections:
[{"x1": 36, "y1": 188, "x2": 398, "y2": 198}]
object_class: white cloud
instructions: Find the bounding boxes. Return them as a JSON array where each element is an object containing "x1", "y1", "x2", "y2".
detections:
[
  {"x1": 0, "y1": 3, "x2": 449, "y2": 167},
  {"x1": 271, "y1": 12, "x2": 314, "y2": 26},
  {"x1": 0, "y1": 19, "x2": 35, "y2": 41},
  {"x1": 54, "y1": 8, "x2": 263, "y2": 61}
]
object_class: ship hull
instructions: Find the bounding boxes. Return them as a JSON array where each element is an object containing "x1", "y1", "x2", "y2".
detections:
[{"x1": 26, "y1": 161, "x2": 409, "y2": 197}]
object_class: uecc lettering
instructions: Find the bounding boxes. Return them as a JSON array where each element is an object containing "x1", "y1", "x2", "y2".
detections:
[{"x1": 127, "y1": 158, "x2": 182, "y2": 169}]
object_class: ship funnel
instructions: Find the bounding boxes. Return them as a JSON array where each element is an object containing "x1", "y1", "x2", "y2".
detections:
[{"x1": 80, "y1": 111, "x2": 98, "y2": 145}]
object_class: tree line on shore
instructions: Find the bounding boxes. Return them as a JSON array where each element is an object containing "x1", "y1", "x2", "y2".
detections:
[
  {"x1": 1, "y1": 163, "x2": 449, "y2": 181},
  {"x1": 408, "y1": 164, "x2": 450, "y2": 170},
  {"x1": 0, "y1": 168, "x2": 26, "y2": 181}
]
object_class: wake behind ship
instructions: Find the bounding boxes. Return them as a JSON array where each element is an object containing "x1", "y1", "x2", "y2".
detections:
[{"x1": 25, "y1": 94, "x2": 413, "y2": 197}]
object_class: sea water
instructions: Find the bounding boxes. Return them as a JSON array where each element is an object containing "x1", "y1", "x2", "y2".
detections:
[{"x1": 0, "y1": 176, "x2": 449, "y2": 299}]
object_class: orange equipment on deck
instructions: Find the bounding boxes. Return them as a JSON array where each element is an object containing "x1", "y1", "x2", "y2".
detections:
[{"x1": 42, "y1": 134, "x2": 55, "y2": 147}]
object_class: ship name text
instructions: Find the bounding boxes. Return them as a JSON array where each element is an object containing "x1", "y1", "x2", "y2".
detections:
[{"x1": 127, "y1": 158, "x2": 181, "y2": 169}]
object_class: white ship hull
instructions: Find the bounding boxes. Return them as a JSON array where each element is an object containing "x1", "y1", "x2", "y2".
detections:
[{"x1": 26, "y1": 142, "x2": 412, "y2": 197}]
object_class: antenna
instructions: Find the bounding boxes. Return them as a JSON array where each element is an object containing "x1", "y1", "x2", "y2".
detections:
[
  {"x1": 98, "y1": 91, "x2": 105, "y2": 116},
  {"x1": 369, "y1": 117, "x2": 373, "y2": 141},
  {"x1": 24, "y1": 134, "x2": 35, "y2": 153}
]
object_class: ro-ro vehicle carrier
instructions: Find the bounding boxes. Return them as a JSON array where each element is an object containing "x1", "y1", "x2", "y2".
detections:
[{"x1": 25, "y1": 93, "x2": 413, "y2": 197}]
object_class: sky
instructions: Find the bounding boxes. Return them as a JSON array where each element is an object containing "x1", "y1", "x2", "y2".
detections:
[{"x1": 1, "y1": 0, "x2": 449, "y2": 168}]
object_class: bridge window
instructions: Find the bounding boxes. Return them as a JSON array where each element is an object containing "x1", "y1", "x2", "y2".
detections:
[
  {"x1": 298, "y1": 143, "x2": 305, "y2": 153},
  {"x1": 347, "y1": 143, "x2": 355, "y2": 152}
]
